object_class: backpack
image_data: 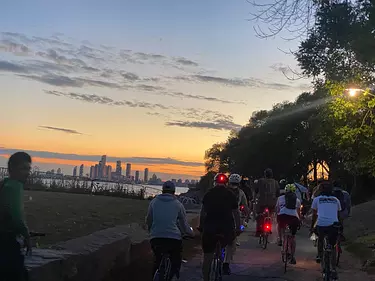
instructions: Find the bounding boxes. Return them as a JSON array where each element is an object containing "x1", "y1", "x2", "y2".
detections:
[
  {"x1": 285, "y1": 192, "x2": 297, "y2": 209},
  {"x1": 332, "y1": 189, "x2": 346, "y2": 211}
]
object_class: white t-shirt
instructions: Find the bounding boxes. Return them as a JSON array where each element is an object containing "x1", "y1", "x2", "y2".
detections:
[
  {"x1": 276, "y1": 195, "x2": 301, "y2": 218},
  {"x1": 311, "y1": 195, "x2": 342, "y2": 227}
]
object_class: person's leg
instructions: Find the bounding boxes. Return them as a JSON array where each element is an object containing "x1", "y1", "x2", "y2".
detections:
[
  {"x1": 202, "y1": 233, "x2": 216, "y2": 281},
  {"x1": 289, "y1": 216, "x2": 299, "y2": 264},
  {"x1": 255, "y1": 205, "x2": 265, "y2": 236},
  {"x1": 150, "y1": 238, "x2": 163, "y2": 277},
  {"x1": 316, "y1": 226, "x2": 324, "y2": 263},
  {"x1": 0, "y1": 236, "x2": 26, "y2": 281},
  {"x1": 169, "y1": 239, "x2": 183, "y2": 279},
  {"x1": 277, "y1": 215, "x2": 283, "y2": 246},
  {"x1": 328, "y1": 226, "x2": 339, "y2": 273}
]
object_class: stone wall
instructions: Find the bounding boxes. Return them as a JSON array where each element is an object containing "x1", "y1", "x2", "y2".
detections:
[{"x1": 26, "y1": 213, "x2": 200, "y2": 281}]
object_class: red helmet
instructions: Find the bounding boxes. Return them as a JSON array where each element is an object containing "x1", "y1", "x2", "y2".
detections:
[{"x1": 214, "y1": 173, "x2": 228, "y2": 186}]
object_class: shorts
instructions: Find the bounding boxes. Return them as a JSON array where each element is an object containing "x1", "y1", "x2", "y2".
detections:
[
  {"x1": 277, "y1": 214, "x2": 300, "y2": 235},
  {"x1": 317, "y1": 224, "x2": 339, "y2": 247},
  {"x1": 201, "y1": 231, "x2": 235, "y2": 254}
]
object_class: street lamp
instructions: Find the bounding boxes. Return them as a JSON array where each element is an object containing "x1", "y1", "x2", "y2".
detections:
[{"x1": 345, "y1": 87, "x2": 375, "y2": 98}]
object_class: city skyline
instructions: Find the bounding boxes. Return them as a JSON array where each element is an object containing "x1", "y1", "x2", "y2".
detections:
[{"x1": 0, "y1": 1, "x2": 310, "y2": 179}]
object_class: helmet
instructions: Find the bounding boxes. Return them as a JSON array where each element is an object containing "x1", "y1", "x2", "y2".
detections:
[
  {"x1": 229, "y1": 174, "x2": 242, "y2": 184},
  {"x1": 264, "y1": 168, "x2": 273, "y2": 178},
  {"x1": 285, "y1": 183, "x2": 296, "y2": 193},
  {"x1": 214, "y1": 173, "x2": 228, "y2": 186},
  {"x1": 162, "y1": 180, "x2": 176, "y2": 193}
]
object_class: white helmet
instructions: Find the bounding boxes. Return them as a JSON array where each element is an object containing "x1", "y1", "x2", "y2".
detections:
[{"x1": 229, "y1": 174, "x2": 242, "y2": 184}]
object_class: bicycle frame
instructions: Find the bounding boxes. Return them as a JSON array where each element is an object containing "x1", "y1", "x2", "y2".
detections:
[{"x1": 322, "y1": 236, "x2": 333, "y2": 281}]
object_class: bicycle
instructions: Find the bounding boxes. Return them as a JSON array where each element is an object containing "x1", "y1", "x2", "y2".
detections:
[
  {"x1": 321, "y1": 225, "x2": 341, "y2": 281},
  {"x1": 153, "y1": 236, "x2": 193, "y2": 281},
  {"x1": 259, "y1": 207, "x2": 272, "y2": 249},
  {"x1": 281, "y1": 226, "x2": 293, "y2": 273},
  {"x1": 208, "y1": 234, "x2": 226, "y2": 281},
  {"x1": 335, "y1": 228, "x2": 342, "y2": 266}
]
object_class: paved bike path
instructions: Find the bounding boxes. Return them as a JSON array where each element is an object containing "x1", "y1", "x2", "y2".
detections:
[{"x1": 179, "y1": 221, "x2": 374, "y2": 281}]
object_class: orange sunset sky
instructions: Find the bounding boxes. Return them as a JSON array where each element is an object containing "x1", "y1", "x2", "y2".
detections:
[{"x1": 0, "y1": 1, "x2": 310, "y2": 180}]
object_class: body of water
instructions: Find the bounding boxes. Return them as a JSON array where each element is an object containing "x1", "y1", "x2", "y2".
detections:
[{"x1": 33, "y1": 178, "x2": 189, "y2": 198}]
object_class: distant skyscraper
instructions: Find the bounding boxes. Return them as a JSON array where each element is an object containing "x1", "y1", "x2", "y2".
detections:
[
  {"x1": 106, "y1": 165, "x2": 112, "y2": 180},
  {"x1": 135, "y1": 171, "x2": 140, "y2": 182},
  {"x1": 116, "y1": 161, "x2": 122, "y2": 175},
  {"x1": 90, "y1": 166, "x2": 95, "y2": 179},
  {"x1": 126, "y1": 163, "x2": 131, "y2": 178},
  {"x1": 73, "y1": 166, "x2": 77, "y2": 177},
  {"x1": 144, "y1": 168, "x2": 149, "y2": 183},
  {"x1": 101, "y1": 155, "x2": 107, "y2": 166},
  {"x1": 79, "y1": 164, "x2": 84, "y2": 177},
  {"x1": 94, "y1": 164, "x2": 99, "y2": 178}
]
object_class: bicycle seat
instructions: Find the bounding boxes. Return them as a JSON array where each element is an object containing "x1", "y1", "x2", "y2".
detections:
[{"x1": 333, "y1": 222, "x2": 341, "y2": 228}]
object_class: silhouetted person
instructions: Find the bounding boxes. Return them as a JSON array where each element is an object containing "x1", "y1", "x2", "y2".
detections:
[{"x1": 0, "y1": 152, "x2": 32, "y2": 281}]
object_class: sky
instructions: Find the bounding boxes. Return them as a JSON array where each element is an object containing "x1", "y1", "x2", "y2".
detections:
[{"x1": 0, "y1": 0, "x2": 310, "y2": 180}]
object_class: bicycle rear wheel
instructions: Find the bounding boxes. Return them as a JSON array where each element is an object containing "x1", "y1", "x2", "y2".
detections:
[
  {"x1": 155, "y1": 256, "x2": 171, "y2": 281},
  {"x1": 283, "y1": 237, "x2": 289, "y2": 273},
  {"x1": 261, "y1": 233, "x2": 268, "y2": 249}
]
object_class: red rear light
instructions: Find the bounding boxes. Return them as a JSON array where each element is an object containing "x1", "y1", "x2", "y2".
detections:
[
  {"x1": 265, "y1": 208, "x2": 269, "y2": 213},
  {"x1": 265, "y1": 224, "x2": 271, "y2": 231},
  {"x1": 220, "y1": 175, "x2": 224, "y2": 181},
  {"x1": 240, "y1": 205, "x2": 244, "y2": 211}
]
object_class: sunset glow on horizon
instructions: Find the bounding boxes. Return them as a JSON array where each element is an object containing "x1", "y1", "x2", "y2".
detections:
[{"x1": 1, "y1": 1, "x2": 310, "y2": 179}]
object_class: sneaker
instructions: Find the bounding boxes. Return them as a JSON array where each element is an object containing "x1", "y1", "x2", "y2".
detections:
[
  {"x1": 236, "y1": 241, "x2": 240, "y2": 246},
  {"x1": 316, "y1": 255, "x2": 321, "y2": 264},
  {"x1": 222, "y1": 263, "x2": 231, "y2": 275},
  {"x1": 290, "y1": 257, "x2": 296, "y2": 264}
]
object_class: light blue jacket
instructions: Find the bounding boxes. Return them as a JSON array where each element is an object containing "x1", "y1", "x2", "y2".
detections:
[{"x1": 146, "y1": 194, "x2": 193, "y2": 240}]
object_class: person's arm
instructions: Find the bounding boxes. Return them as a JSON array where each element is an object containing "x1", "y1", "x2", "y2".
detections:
[
  {"x1": 230, "y1": 192, "x2": 241, "y2": 230},
  {"x1": 145, "y1": 200, "x2": 154, "y2": 231},
  {"x1": 275, "y1": 197, "x2": 280, "y2": 214},
  {"x1": 2, "y1": 183, "x2": 29, "y2": 238},
  {"x1": 310, "y1": 198, "x2": 318, "y2": 230},
  {"x1": 336, "y1": 198, "x2": 342, "y2": 220},
  {"x1": 178, "y1": 202, "x2": 194, "y2": 236}
]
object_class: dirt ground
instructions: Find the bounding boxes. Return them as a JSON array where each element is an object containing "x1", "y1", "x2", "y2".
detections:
[{"x1": 24, "y1": 190, "x2": 150, "y2": 246}]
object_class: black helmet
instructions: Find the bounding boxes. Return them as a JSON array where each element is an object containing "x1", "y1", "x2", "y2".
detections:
[
  {"x1": 264, "y1": 168, "x2": 273, "y2": 178},
  {"x1": 162, "y1": 180, "x2": 176, "y2": 193}
]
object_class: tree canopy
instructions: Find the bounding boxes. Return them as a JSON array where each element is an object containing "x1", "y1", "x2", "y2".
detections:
[{"x1": 199, "y1": 0, "x2": 375, "y2": 200}]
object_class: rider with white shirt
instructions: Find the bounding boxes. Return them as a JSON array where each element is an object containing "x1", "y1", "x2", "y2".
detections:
[
  {"x1": 275, "y1": 183, "x2": 301, "y2": 264},
  {"x1": 310, "y1": 181, "x2": 341, "y2": 280}
]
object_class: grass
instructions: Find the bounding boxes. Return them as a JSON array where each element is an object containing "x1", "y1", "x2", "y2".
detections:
[
  {"x1": 344, "y1": 200, "x2": 375, "y2": 271},
  {"x1": 24, "y1": 190, "x2": 150, "y2": 247}
]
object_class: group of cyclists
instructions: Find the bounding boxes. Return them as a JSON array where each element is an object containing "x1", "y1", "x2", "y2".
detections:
[{"x1": 146, "y1": 167, "x2": 352, "y2": 281}]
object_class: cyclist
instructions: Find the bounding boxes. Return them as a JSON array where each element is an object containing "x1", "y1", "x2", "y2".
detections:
[
  {"x1": 0, "y1": 152, "x2": 32, "y2": 281},
  {"x1": 275, "y1": 183, "x2": 301, "y2": 264},
  {"x1": 198, "y1": 173, "x2": 241, "y2": 281},
  {"x1": 146, "y1": 180, "x2": 194, "y2": 280},
  {"x1": 310, "y1": 181, "x2": 341, "y2": 280},
  {"x1": 332, "y1": 180, "x2": 351, "y2": 241},
  {"x1": 254, "y1": 168, "x2": 280, "y2": 236},
  {"x1": 222, "y1": 173, "x2": 248, "y2": 274}
]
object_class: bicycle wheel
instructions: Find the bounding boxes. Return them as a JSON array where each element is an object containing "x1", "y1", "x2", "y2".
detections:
[
  {"x1": 283, "y1": 236, "x2": 289, "y2": 273},
  {"x1": 261, "y1": 233, "x2": 268, "y2": 249},
  {"x1": 156, "y1": 256, "x2": 171, "y2": 281}
]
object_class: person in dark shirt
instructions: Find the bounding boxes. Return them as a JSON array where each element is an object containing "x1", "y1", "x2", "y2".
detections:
[
  {"x1": 0, "y1": 152, "x2": 32, "y2": 281},
  {"x1": 198, "y1": 173, "x2": 240, "y2": 281}
]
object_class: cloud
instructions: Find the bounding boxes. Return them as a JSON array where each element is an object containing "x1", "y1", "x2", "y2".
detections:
[
  {"x1": 175, "y1": 74, "x2": 293, "y2": 90},
  {"x1": 165, "y1": 91, "x2": 244, "y2": 104},
  {"x1": 270, "y1": 63, "x2": 291, "y2": 74},
  {"x1": 20, "y1": 74, "x2": 84, "y2": 87},
  {"x1": 121, "y1": 72, "x2": 139, "y2": 81},
  {"x1": 0, "y1": 60, "x2": 29, "y2": 73},
  {"x1": 174, "y1": 58, "x2": 199, "y2": 67},
  {"x1": 0, "y1": 39, "x2": 30, "y2": 55},
  {"x1": 44, "y1": 90, "x2": 168, "y2": 109},
  {"x1": 0, "y1": 147, "x2": 203, "y2": 167},
  {"x1": 38, "y1": 126, "x2": 83, "y2": 135},
  {"x1": 165, "y1": 120, "x2": 242, "y2": 131}
]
